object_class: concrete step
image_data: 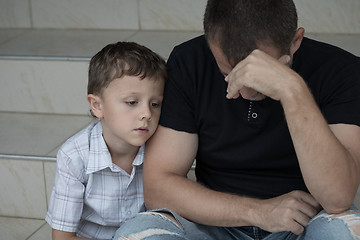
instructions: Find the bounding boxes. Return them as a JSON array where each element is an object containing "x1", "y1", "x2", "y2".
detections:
[{"x1": 0, "y1": 28, "x2": 202, "y2": 115}]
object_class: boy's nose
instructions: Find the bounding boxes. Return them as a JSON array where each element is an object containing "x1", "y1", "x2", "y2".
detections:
[{"x1": 139, "y1": 105, "x2": 152, "y2": 121}]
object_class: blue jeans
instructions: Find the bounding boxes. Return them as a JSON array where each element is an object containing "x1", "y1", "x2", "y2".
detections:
[{"x1": 113, "y1": 206, "x2": 360, "y2": 240}]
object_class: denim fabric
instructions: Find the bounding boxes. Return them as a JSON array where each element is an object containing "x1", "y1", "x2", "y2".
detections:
[
  {"x1": 297, "y1": 205, "x2": 360, "y2": 240},
  {"x1": 113, "y1": 206, "x2": 360, "y2": 240}
]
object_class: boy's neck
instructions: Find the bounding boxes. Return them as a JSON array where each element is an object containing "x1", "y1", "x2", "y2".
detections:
[{"x1": 110, "y1": 146, "x2": 140, "y2": 175}]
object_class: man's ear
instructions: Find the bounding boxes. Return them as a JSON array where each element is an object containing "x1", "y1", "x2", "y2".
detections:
[
  {"x1": 87, "y1": 94, "x2": 103, "y2": 119},
  {"x1": 290, "y1": 27, "x2": 305, "y2": 57}
]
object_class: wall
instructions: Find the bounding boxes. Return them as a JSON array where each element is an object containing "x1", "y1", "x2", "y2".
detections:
[{"x1": 0, "y1": 0, "x2": 360, "y2": 33}]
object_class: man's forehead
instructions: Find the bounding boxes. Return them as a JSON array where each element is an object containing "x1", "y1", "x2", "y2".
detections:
[
  {"x1": 209, "y1": 41, "x2": 283, "y2": 75},
  {"x1": 208, "y1": 42, "x2": 233, "y2": 76}
]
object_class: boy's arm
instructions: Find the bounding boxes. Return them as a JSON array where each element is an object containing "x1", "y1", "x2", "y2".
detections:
[
  {"x1": 52, "y1": 229, "x2": 91, "y2": 240},
  {"x1": 144, "y1": 126, "x2": 320, "y2": 235},
  {"x1": 47, "y1": 149, "x2": 87, "y2": 239}
]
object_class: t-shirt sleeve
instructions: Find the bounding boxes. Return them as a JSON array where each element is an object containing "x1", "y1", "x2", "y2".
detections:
[
  {"x1": 159, "y1": 48, "x2": 198, "y2": 133},
  {"x1": 45, "y1": 149, "x2": 85, "y2": 233},
  {"x1": 321, "y1": 59, "x2": 360, "y2": 127}
]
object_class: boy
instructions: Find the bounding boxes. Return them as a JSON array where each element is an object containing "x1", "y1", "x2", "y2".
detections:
[{"x1": 46, "y1": 42, "x2": 167, "y2": 240}]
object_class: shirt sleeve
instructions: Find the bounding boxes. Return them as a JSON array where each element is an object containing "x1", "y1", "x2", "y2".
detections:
[
  {"x1": 159, "y1": 48, "x2": 198, "y2": 133},
  {"x1": 45, "y1": 148, "x2": 86, "y2": 233},
  {"x1": 321, "y1": 59, "x2": 360, "y2": 127}
]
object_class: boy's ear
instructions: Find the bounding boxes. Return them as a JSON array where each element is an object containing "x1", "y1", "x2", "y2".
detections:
[
  {"x1": 290, "y1": 27, "x2": 305, "y2": 57},
  {"x1": 87, "y1": 94, "x2": 103, "y2": 118}
]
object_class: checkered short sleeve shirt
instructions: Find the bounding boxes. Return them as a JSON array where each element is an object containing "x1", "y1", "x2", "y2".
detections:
[{"x1": 45, "y1": 121, "x2": 145, "y2": 240}]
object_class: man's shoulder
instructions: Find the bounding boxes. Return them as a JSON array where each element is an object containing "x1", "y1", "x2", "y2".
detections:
[
  {"x1": 293, "y1": 37, "x2": 360, "y2": 76},
  {"x1": 298, "y1": 37, "x2": 359, "y2": 62},
  {"x1": 176, "y1": 35, "x2": 206, "y2": 47},
  {"x1": 170, "y1": 35, "x2": 210, "y2": 57}
]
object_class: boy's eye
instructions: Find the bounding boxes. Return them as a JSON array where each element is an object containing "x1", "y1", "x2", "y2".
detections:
[
  {"x1": 126, "y1": 101, "x2": 137, "y2": 105},
  {"x1": 151, "y1": 102, "x2": 161, "y2": 108}
]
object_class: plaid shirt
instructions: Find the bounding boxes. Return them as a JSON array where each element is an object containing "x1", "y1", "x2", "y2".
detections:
[{"x1": 46, "y1": 121, "x2": 145, "y2": 240}]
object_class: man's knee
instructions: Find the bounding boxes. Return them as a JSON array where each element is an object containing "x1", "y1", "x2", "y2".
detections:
[
  {"x1": 113, "y1": 211, "x2": 184, "y2": 240},
  {"x1": 304, "y1": 210, "x2": 360, "y2": 239}
]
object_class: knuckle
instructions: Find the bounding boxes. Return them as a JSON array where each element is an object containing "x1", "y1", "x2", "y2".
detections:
[
  {"x1": 283, "y1": 208, "x2": 296, "y2": 218},
  {"x1": 288, "y1": 198, "x2": 299, "y2": 205},
  {"x1": 290, "y1": 190, "x2": 301, "y2": 195}
]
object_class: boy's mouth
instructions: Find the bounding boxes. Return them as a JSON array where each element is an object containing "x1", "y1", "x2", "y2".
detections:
[{"x1": 135, "y1": 127, "x2": 149, "y2": 134}]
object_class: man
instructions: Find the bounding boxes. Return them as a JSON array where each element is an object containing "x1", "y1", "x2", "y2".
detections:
[{"x1": 114, "y1": 0, "x2": 360, "y2": 239}]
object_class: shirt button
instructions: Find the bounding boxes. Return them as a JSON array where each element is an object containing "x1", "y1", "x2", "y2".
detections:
[
  {"x1": 251, "y1": 113, "x2": 258, "y2": 119},
  {"x1": 126, "y1": 210, "x2": 132, "y2": 215}
]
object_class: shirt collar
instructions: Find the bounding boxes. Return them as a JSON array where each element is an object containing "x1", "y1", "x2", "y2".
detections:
[
  {"x1": 133, "y1": 145, "x2": 145, "y2": 167},
  {"x1": 86, "y1": 121, "x2": 145, "y2": 174}
]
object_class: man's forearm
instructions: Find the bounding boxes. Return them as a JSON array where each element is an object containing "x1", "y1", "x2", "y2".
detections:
[
  {"x1": 144, "y1": 172, "x2": 258, "y2": 227},
  {"x1": 144, "y1": 172, "x2": 321, "y2": 234},
  {"x1": 280, "y1": 80, "x2": 359, "y2": 213}
]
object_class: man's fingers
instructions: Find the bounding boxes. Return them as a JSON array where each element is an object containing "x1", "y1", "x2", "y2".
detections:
[
  {"x1": 293, "y1": 210, "x2": 312, "y2": 228},
  {"x1": 298, "y1": 191, "x2": 322, "y2": 211},
  {"x1": 289, "y1": 221, "x2": 305, "y2": 236},
  {"x1": 288, "y1": 191, "x2": 320, "y2": 218}
]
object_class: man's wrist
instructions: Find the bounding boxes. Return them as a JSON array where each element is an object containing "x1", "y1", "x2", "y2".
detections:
[
  {"x1": 279, "y1": 75, "x2": 311, "y2": 109},
  {"x1": 239, "y1": 197, "x2": 263, "y2": 227}
]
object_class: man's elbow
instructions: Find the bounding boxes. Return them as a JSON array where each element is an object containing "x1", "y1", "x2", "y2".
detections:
[
  {"x1": 143, "y1": 177, "x2": 166, "y2": 210},
  {"x1": 322, "y1": 194, "x2": 355, "y2": 214},
  {"x1": 144, "y1": 191, "x2": 160, "y2": 210}
]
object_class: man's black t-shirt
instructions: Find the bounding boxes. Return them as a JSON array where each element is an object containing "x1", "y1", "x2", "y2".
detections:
[{"x1": 160, "y1": 35, "x2": 360, "y2": 199}]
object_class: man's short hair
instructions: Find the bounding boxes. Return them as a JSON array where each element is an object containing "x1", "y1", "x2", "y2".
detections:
[{"x1": 204, "y1": 0, "x2": 298, "y2": 66}]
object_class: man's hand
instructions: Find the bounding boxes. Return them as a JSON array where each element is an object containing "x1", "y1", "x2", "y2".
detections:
[
  {"x1": 252, "y1": 191, "x2": 322, "y2": 235},
  {"x1": 225, "y1": 49, "x2": 300, "y2": 101}
]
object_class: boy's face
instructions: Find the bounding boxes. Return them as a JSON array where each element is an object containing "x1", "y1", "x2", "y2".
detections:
[{"x1": 95, "y1": 75, "x2": 164, "y2": 150}]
